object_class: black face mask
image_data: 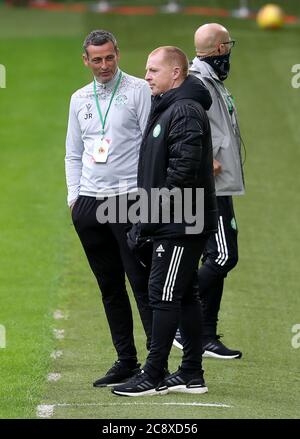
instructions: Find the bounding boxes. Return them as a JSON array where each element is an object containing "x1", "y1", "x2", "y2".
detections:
[{"x1": 200, "y1": 52, "x2": 231, "y2": 81}]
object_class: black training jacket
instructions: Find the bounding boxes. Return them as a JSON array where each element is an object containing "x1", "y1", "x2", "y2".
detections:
[{"x1": 137, "y1": 74, "x2": 218, "y2": 239}]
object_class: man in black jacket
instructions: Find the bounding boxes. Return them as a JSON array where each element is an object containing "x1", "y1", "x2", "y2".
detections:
[{"x1": 112, "y1": 46, "x2": 217, "y2": 397}]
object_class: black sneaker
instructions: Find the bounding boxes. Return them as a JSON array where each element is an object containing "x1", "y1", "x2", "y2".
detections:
[
  {"x1": 93, "y1": 361, "x2": 141, "y2": 387},
  {"x1": 163, "y1": 367, "x2": 208, "y2": 394},
  {"x1": 172, "y1": 329, "x2": 183, "y2": 350},
  {"x1": 203, "y1": 335, "x2": 242, "y2": 359},
  {"x1": 112, "y1": 370, "x2": 168, "y2": 397}
]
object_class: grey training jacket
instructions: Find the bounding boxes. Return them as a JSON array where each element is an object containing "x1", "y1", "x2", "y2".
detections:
[{"x1": 190, "y1": 58, "x2": 245, "y2": 196}]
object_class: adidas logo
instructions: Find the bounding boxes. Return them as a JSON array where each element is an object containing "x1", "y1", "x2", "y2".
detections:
[{"x1": 156, "y1": 244, "x2": 165, "y2": 257}]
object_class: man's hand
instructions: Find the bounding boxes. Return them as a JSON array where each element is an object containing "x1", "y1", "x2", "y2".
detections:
[
  {"x1": 70, "y1": 200, "x2": 77, "y2": 212},
  {"x1": 127, "y1": 223, "x2": 152, "y2": 268},
  {"x1": 213, "y1": 159, "x2": 222, "y2": 176}
]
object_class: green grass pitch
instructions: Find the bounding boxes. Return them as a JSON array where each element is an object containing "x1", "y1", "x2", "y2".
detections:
[{"x1": 0, "y1": 4, "x2": 300, "y2": 419}]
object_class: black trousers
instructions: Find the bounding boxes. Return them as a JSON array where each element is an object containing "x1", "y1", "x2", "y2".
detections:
[
  {"x1": 72, "y1": 195, "x2": 152, "y2": 363},
  {"x1": 198, "y1": 196, "x2": 238, "y2": 337},
  {"x1": 143, "y1": 235, "x2": 208, "y2": 379}
]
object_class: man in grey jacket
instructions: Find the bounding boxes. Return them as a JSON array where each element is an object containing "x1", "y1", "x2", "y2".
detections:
[
  {"x1": 65, "y1": 30, "x2": 153, "y2": 385},
  {"x1": 174, "y1": 23, "x2": 245, "y2": 359}
]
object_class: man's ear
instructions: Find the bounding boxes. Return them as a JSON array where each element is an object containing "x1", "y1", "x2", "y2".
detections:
[
  {"x1": 82, "y1": 53, "x2": 89, "y2": 67},
  {"x1": 218, "y1": 44, "x2": 224, "y2": 55},
  {"x1": 173, "y1": 66, "x2": 181, "y2": 80}
]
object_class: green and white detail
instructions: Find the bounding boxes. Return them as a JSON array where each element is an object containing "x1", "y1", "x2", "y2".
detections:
[
  {"x1": 231, "y1": 217, "x2": 237, "y2": 230},
  {"x1": 153, "y1": 124, "x2": 161, "y2": 138}
]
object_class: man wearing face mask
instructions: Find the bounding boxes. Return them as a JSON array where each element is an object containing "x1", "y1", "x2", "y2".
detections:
[{"x1": 174, "y1": 23, "x2": 245, "y2": 359}]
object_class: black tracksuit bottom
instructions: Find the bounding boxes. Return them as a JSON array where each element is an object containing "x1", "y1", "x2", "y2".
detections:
[
  {"x1": 143, "y1": 235, "x2": 208, "y2": 379},
  {"x1": 198, "y1": 196, "x2": 238, "y2": 338},
  {"x1": 71, "y1": 195, "x2": 152, "y2": 364}
]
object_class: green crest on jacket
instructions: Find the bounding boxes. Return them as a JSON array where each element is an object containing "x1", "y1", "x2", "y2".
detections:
[
  {"x1": 153, "y1": 124, "x2": 161, "y2": 138},
  {"x1": 231, "y1": 217, "x2": 237, "y2": 230}
]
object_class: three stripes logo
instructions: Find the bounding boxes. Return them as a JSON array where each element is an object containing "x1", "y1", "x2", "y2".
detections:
[
  {"x1": 215, "y1": 216, "x2": 228, "y2": 266},
  {"x1": 162, "y1": 245, "x2": 184, "y2": 302}
]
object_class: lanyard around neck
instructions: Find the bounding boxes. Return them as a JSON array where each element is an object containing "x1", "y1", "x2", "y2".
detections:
[{"x1": 93, "y1": 71, "x2": 122, "y2": 138}]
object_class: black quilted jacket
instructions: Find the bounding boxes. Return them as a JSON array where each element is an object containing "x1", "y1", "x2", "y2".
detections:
[{"x1": 137, "y1": 74, "x2": 218, "y2": 239}]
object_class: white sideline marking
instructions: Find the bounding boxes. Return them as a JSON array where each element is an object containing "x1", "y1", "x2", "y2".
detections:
[
  {"x1": 53, "y1": 329, "x2": 65, "y2": 339},
  {"x1": 47, "y1": 373, "x2": 62, "y2": 382},
  {"x1": 53, "y1": 310, "x2": 67, "y2": 320},
  {"x1": 50, "y1": 350, "x2": 63, "y2": 359},
  {"x1": 36, "y1": 405, "x2": 54, "y2": 418},
  {"x1": 36, "y1": 401, "x2": 232, "y2": 418},
  {"x1": 56, "y1": 402, "x2": 232, "y2": 408}
]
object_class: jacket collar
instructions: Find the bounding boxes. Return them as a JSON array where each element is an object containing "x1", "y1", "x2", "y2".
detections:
[
  {"x1": 190, "y1": 57, "x2": 221, "y2": 82},
  {"x1": 150, "y1": 74, "x2": 212, "y2": 118}
]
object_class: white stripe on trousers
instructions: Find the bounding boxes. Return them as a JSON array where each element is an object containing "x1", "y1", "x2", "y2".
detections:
[
  {"x1": 162, "y1": 246, "x2": 184, "y2": 302},
  {"x1": 215, "y1": 216, "x2": 229, "y2": 266}
]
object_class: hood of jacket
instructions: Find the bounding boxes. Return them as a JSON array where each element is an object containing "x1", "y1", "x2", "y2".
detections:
[{"x1": 151, "y1": 74, "x2": 212, "y2": 116}]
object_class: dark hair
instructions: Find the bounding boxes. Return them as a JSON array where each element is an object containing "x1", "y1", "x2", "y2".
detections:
[{"x1": 83, "y1": 30, "x2": 118, "y2": 54}]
